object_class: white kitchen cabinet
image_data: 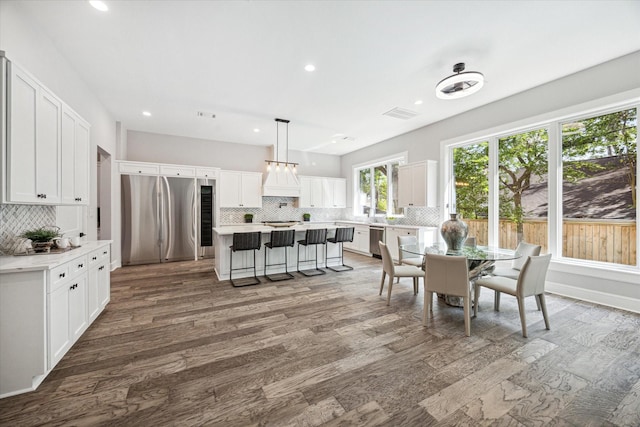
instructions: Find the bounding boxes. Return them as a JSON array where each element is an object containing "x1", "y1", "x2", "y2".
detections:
[
  {"x1": 61, "y1": 106, "x2": 90, "y2": 205},
  {"x1": 219, "y1": 170, "x2": 262, "y2": 208},
  {"x1": 323, "y1": 178, "x2": 347, "y2": 208},
  {"x1": 118, "y1": 161, "x2": 160, "y2": 175},
  {"x1": 7, "y1": 63, "x2": 61, "y2": 204},
  {"x1": 398, "y1": 160, "x2": 437, "y2": 208},
  {"x1": 160, "y1": 165, "x2": 196, "y2": 178},
  {"x1": 340, "y1": 223, "x2": 370, "y2": 254},
  {"x1": 196, "y1": 167, "x2": 219, "y2": 179},
  {"x1": 386, "y1": 225, "x2": 439, "y2": 262},
  {"x1": 48, "y1": 279, "x2": 71, "y2": 368},
  {"x1": 88, "y1": 245, "x2": 110, "y2": 321},
  {"x1": 299, "y1": 176, "x2": 324, "y2": 208}
]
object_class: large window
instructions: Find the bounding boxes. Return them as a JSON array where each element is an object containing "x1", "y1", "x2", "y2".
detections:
[
  {"x1": 448, "y1": 105, "x2": 638, "y2": 269},
  {"x1": 355, "y1": 156, "x2": 404, "y2": 217}
]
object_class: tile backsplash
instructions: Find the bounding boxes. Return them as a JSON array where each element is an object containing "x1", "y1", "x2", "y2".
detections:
[{"x1": 0, "y1": 204, "x2": 57, "y2": 255}]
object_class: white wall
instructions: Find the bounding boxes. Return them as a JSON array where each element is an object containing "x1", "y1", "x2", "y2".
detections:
[
  {"x1": 0, "y1": 1, "x2": 121, "y2": 267},
  {"x1": 341, "y1": 51, "x2": 640, "y2": 312},
  {"x1": 127, "y1": 130, "x2": 342, "y2": 177}
]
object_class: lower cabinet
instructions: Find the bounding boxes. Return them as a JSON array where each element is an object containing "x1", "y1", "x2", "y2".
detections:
[
  {"x1": 341, "y1": 224, "x2": 371, "y2": 255},
  {"x1": 88, "y1": 246, "x2": 111, "y2": 321}
]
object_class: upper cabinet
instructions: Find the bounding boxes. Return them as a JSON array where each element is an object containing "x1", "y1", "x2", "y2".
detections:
[
  {"x1": 299, "y1": 176, "x2": 346, "y2": 208},
  {"x1": 61, "y1": 106, "x2": 90, "y2": 205},
  {"x1": 219, "y1": 170, "x2": 262, "y2": 208},
  {"x1": 398, "y1": 160, "x2": 437, "y2": 208},
  {"x1": 3, "y1": 59, "x2": 90, "y2": 205}
]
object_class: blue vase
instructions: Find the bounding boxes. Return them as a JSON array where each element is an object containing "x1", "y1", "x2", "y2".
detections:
[{"x1": 440, "y1": 213, "x2": 468, "y2": 253}]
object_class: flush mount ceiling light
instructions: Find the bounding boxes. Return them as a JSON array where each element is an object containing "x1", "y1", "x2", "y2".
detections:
[
  {"x1": 435, "y1": 63, "x2": 484, "y2": 100},
  {"x1": 304, "y1": 64, "x2": 316, "y2": 72},
  {"x1": 89, "y1": 0, "x2": 108, "y2": 12},
  {"x1": 142, "y1": 111, "x2": 151, "y2": 117}
]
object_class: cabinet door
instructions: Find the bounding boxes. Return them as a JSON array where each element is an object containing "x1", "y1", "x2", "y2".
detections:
[
  {"x1": 68, "y1": 275, "x2": 87, "y2": 341},
  {"x1": 298, "y1": 177, "x2": 312, "y2": 208},
  {"x1": 60, "y1": 108, "x2": 76, "y2": 204},
  {"x1": 87, "y1": 266, "x2": 100, "y2": 321},
  {"x1": 240, "y1": 173, "x2": 263, "y2": 208},
  {"x1": 98, "y1": 263, "x2": 110, "y2": 308},
  {"x1": 331, "y1": 178, "x2": 346, "y2": 208},
  {"x1": 8, "y1": 65, "x2": 39, "y2": 203},
  {"x1": 36, "y1": 89, "x2": 62, "y2": 203},
  {"x1": 397, "y1": 165, "x2": 413, "y2": 207},
  {"x1": 411, "y1": 164, "x2": 427, "y2": 207},
  {"x1": 48, "y1": 285, "x2": 71, "y2": 368},
  {"x1": 219, "y1": 171, "x2": 242, "y2": 207},
  {"x1": 74, "y1": 120, "x2": 90, "y2": 204},
  {"x1": 357, "y1": 228, "x2": 371, "y2": 253},
  {"x1": 309, "y1": 178, "x2": 323, "y2": 208}
]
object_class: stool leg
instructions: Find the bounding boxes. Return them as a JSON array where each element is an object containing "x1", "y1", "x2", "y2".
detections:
[
  {"x1": 230, "y1": 249, "x2": 233, "y2": 283},
  {"x1": 264, "y1": 246, "x2": 268, "y2": 277}
]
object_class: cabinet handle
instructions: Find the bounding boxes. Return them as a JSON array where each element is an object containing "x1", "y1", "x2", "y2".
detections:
[
  {"x1": 138, "y1": 170, "x2": 142, "y2": 173},
  {"x1": 43, "y1": 194, "x2": 47, "y2": 199},
  {"x1": 103, "y1": 251, "x2": 108, "y2": 255},
  {"x1": 177, "y1": 173, "x2": 180, "y2": 176},
  {"x1": 78, "y1": 263, "x2": 84, "y2": 268},
  {"x1": 92, "y1": 256, "x2": 97, "y2": 260},
  {"x1": 59, "y1": 272, "x2": 66, "y2": 278},
  {"x1": 70, "y1": 284, "x2": 77, "y2": 290}
]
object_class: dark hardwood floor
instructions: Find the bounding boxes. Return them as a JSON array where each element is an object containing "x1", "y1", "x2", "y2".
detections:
[{"x1": 1, "y1": 252, "x2": 639, "y2": 426}]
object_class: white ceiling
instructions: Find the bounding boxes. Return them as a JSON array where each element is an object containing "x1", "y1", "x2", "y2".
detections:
[{"x1": 18, "y1": 0, "x2": 640, "y2": 155}]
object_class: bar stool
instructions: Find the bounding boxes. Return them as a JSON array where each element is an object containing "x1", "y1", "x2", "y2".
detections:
[
  {"x1": 263, "y1": 229, "x2": 296, "y2": 281},
  {"x1": 229, "y1": 232, "x2": 261, "y2": 287},
  {"x1": 325, "y1": 227, "x2": 354, "y2": 272},
  {"x1": 297, "y1": 228, "x2": 327, "y2": 276}
]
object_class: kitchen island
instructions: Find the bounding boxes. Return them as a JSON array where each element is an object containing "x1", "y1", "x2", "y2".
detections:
[{"x1": 213, "y1": 223, "x2": 342, "y2": 281}]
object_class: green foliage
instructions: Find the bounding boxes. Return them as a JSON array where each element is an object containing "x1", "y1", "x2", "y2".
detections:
[
  {"x1": 21, "y1": 226, "x2": 61, "y2": 242},
  {"x1": 244, "y1": 213, "x2": 253, "y2": 220},
  {"x1": 453, "y1": 142, "x2": 489, "y2": 219},
  {"x1": 302, "y1": 213, "x2": 311, "y2": 220}
]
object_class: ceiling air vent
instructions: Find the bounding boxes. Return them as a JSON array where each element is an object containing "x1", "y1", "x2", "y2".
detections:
[
  {"x1": 383, "y1": 107, "x2": 418, "y2": 120},
  {"x1": 197, "y1": 111, "x2": 216, "y2": 119},
  {"x1": 341, "y1": 136, "x2": 356, "y2": 142}
]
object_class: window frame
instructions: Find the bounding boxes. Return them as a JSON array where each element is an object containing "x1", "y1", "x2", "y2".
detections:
[
  {"x1": 441, "y1": 91, "x2": 639, "y2": 275},
  {"x1": 352, "y1": 151, "x2": 407, "y2": 218}
]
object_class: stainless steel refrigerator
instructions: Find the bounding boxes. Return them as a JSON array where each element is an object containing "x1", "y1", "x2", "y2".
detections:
[{"x1": 121, "y1": 175, "x2": 197, "y2": 265}]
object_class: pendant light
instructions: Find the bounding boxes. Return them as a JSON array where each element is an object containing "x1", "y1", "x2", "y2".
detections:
[
  {"x1": 265, "y1": 118, "x2": 298, "y2": 174},
  {"x1": 435, "y1": 63, "x2": 484, "y2": 100}
]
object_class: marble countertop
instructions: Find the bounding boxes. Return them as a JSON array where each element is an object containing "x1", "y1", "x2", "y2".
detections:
[
  {"x1": 214, "y1": 223, "x2": 339, "y2": 236},
  {"x1": 335, "y1": 220, "x2": 438, "y2": 230},
  {"x1": 0, "y1": 241, "x2": 112, "y2": 274}
]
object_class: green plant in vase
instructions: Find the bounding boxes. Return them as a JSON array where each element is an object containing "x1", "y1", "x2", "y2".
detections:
[
  {"x1": 302, "y1": 213, "x2": 311, "y2": 222},
  {"x1": 244, "y1": 213, "x2": 254, "y2": 223},
  {"x1": 21, "y1": 226, "x2": 62, "y2": 252}
]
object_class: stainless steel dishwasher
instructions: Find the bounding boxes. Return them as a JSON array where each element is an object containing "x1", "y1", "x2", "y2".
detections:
[{"x1": 369, "y1": 225, "x2": 385, "y2": 259}]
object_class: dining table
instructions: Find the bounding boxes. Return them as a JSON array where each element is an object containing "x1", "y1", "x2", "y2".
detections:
[{"x1": 399, "y1": 243, "x2": 522, "y2": 307}]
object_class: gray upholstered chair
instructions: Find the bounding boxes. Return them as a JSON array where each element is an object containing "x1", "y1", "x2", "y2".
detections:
[
  {"x1": 379, "y1": 241, "x2": 424, "y2": 306},
  {"x1": 398, "y1": 235, "x2": 422, "y2": 267},
  {"x1": 423, "y1": 253, "x2": 472, "y2": 336},
  {"x1": 474, "y1": 254, "x2": 552, "y2": 338},
  {"x1": 492, "y1": 241, "x2": 541, "y2": 280}
]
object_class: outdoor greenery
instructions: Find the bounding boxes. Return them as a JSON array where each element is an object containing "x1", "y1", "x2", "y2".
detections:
[{"x1": 359, "y1": 166, "x2": 388, "y2": 214}]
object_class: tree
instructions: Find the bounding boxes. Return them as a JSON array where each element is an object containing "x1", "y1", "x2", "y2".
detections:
[{"x1": 453, "y1": 142, "x2": 489, "y2": 219}]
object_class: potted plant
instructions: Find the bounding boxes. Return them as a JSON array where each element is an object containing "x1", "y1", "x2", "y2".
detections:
[
  {"x1": 302, "y1": 213, "x2": 311, "y2": 222},
  {"x1": 244, "y1": 213, "x2": 254, "y2": 223},
  {"x1": 21, "y1": 226, "x2": 62, "y2": 253}
]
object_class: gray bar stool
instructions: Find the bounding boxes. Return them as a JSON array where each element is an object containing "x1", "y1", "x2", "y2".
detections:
[
  {"x1": 229, "y1": 232, "x2": 261, "y2": 287},
  {"x1": 263, "y1": 229, "x2": 296, "y2": 281},
  {"x1": 325, "y1": 227, "x2": 354, "y2": 272},
  {"x1": 297, "y1": 228, "x2": 327, "y2": 276}
]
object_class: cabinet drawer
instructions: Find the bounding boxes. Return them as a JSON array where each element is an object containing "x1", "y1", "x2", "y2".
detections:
[
  {"x1": 88, "y1": 249, "x2": 102, "y2": 266},
  {"x1": 119, "y1": 162, "x2": 159, "y2": 175},
  {"x1": 70, "y1": 256, "x2": 88, "y2": 277},
  {"x1": 99, "y1": 245, "x2": 111, "y2": 261},
  {"x1": 49, "y1": 264, "x2": 70, "y2": 289},
  {"x1": 160, "y1": 165, "x2": 196, "y2": 177},
  {"x1": 196, "y1": 168, "x2": 218, "y2": 179}
]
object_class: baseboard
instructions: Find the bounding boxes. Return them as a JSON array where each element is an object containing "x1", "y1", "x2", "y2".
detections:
[{"x1": 546, "y1": 281, "x2": 640, "y2": 314}]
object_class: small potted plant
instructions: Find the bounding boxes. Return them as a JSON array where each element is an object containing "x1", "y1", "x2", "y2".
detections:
[
  {"x1": 21, "y1": 226, "x2": 62, "y2": 253},
  {"x1": 244, "y1": 213, "x2": 254, "y2": 223},
  {"x1": 302, "y1": 213, "x2": 311, "y2": 222}
]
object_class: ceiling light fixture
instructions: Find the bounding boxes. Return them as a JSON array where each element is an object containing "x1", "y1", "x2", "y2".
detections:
[
  {"x1": 414, "y1": 100, "x2": 423, "y2": 105},
  {"x1": 142, "y1": 111, "x2": 151, "y2": 117},
  {"x1": 253, "y1": 128, "x2": 260, "y2": 133},
  {"x1": 435, "y1": 63, "x2": 484, "y2": 100},
  {"x1": 304, "y1": 64, "x2": 316, "y2": 72},
  {"x1": 89, "y1": 1, "x2": 109, "y2": 12},
  {"x1": 265, "y1": 118, "x2": 298, "y2": 174}
]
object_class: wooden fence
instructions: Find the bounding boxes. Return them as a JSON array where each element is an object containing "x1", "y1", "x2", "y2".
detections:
[{"x1": 465, "y1": 218, "x2": 637, "y2": 266}]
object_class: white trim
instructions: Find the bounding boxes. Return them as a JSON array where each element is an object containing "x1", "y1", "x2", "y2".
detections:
[
  {"x1": 352, "y1": 151, "x2": 408, "y2": 170},
  {"x1": 547, "y1": 281, "x2": 640, "y2": 314}
]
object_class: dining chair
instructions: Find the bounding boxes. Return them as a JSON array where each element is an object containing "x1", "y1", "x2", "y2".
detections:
[
  {"x1": 398, "y1": 235, "x2": 422, "y2": 267},
  {"x1": 423, "y1": 253, "x2": 472, "y2": 336},
  {"x1": 491, "y1": 241, "x2": 542, "y2": 310},
  {"x1": 379, "y1": 241, "x2": 424, "y2": 306},
  {"x1": 474, "y1": 254, "x2": 552, "y2": 338}
]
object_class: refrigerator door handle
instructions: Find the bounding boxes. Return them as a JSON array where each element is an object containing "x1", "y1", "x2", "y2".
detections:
[{"x1": 161, "y1": 176, "x2": 173, "y2": 260}]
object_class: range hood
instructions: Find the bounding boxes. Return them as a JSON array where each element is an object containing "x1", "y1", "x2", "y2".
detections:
[
  {"x1": 262, "y1": 118, "x2": 301, "y2": 197},
  {"x1": 262, "y1": 168, "x2": 301, "y2": 197}
]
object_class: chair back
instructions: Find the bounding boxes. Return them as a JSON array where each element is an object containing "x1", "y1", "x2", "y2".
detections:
[
  {"x1": 269, "y1": 229, "x2": 295, "y2": 247},
  {"x1": 397, "y1": 235, "x2": 418, "y2": 263},
  {"x1": 517, "y1": 254, "x2": 552, "y2": 297},
  {"x1": 512, "y1": 241, "x2": 541, "y2": 270},
  {"x1": 424, "y1": 253, "x2": 469, "y2": 297},
  {"x1": 464, "y1": 236, "x2": 477, "y2": 247},
  {"x1": 232, "y1": 232, "x2": 261, "y2": 251},
  {"x1": 421, "y1": 245, "x2": 442, "y2": 270},
  {"x1": 304, "y1": 228, "x2": 327, "y2": 245},
  {"x1": 379, "y1": 241, "x2": 395, "y2": 275},
  {"x1": 334, "y1": 227, "x2": 354, "y2": 243}
]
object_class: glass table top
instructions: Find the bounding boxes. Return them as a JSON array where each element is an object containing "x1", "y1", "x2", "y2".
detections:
[{"x1": 400, "y1": 243, "x2": 521, "y2": 262}]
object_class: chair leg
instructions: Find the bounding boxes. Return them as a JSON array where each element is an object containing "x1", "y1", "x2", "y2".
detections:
[
  {"x1": 463, "y1": 296, "x2": 471, "y2": 337},
  {"x1": 422, "y1": 290, "x2": 430, "y2": 325},
  {"x1": 473, "y1": 282, "x2": 479, "y2": 317},
  {"x1": 386, "y1": 275, "x2": 394, "y2": 306},
  {"x1": 494, "y1": 291, "x2": 501, "y2": 311},
  {"x1": 535, "y1": 296, "x2": 542, "y2": 311},
  {"x1": 379, "y1": 271, "x2": 386, "y2": 295},
  {"x1": 538, "y1": 294, "x2": 550, "y2": 330},
  {"x1": 297, "y1": 244, "x2": 301, "y2": 272},
  {"x1": 517, "y1": 297, "x2": 527, "y2": 338}
]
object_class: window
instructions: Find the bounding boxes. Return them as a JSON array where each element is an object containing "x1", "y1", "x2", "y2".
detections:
[
  {"x1": 354, "y1": 155, "x2": 405, "y2": 217},
  {"x1": 561, "y1": 108, "x2": 637, "y2": 266},
  {"x1": 447, "y1": 104, "x2": 638, "y2": 270}
]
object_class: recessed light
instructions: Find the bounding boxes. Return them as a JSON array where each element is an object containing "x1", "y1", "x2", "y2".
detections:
[
  {"x1": 142, "y1": 111, "x2": 151, "y2": 117},
  {"x1": 304, "y1": 64, "x2": 316, "y2": 72},
  {"x1": 253, "y1": 128, "x2": 260, "y2": 133},
  {"x1": 414, "y1": 100, "x2": 423, "y2": 105},
  {"x1": 332, "y1": 133, "x2": 344, "y2": 138},
  {"x1": 331, "y1": 140, "x2": 337, "y2": 144},
  {"x1": 89, "y1": 1, "x2": 108, "y2": 12}
]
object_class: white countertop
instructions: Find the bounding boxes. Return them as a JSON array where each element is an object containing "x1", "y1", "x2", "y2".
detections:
[
  {"x1": 214, "y1": 223, "x2": 339, "y2": 236},
  {"x1": 0, "y1": 241, "x2": 112, "y2": 274},
  {"x1": 335, "y1": 220, "x2": 438, "y2": 230}
]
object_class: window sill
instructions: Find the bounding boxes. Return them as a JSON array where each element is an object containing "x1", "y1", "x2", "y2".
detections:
[{"x1": 549, "y1": 257, "x2": 639, "y2": 284}]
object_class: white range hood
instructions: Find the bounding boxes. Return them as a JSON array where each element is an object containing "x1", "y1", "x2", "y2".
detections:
[{"x1": 262, "y1": 168, "x2": 301, "y2": 197}]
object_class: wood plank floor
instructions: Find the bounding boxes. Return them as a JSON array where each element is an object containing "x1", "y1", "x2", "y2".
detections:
[{"x1": 1, "y1": 252, "x2": 639, "y2": 426}]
